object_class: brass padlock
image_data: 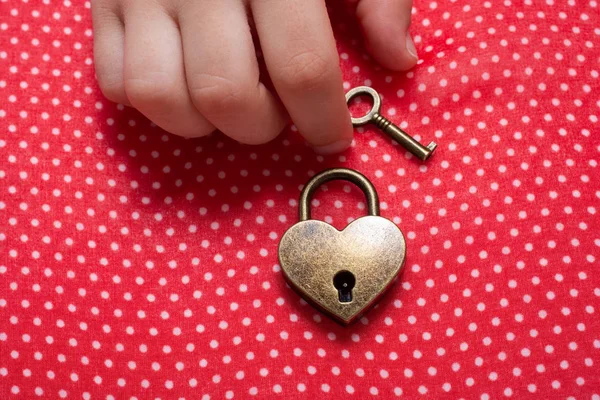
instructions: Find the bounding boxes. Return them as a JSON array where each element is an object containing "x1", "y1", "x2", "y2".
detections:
[{"x1": 278, "y1": 168, "x2": 407, "y2": 325}]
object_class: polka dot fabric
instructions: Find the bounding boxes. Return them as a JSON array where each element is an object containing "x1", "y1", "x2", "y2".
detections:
[{"x1": 1, "y1": 0, "x2": 600, "y2": 398}]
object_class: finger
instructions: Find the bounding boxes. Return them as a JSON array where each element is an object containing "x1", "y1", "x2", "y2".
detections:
[
  {"x1": 251, "y1": 0, "x2": 353, "y2": 154},
  {"x1": 91, "y1": 0, "x2": 130, "y2": 105},
  {"x1": 357, "y1": 0, "x2": 418, "y2": 71},
  {"x1": 122, "y1": 1, "x2": 213, "y2": 138},
  {"x1": 179, "y1": 0, "x2": 287, "y2": 145}
]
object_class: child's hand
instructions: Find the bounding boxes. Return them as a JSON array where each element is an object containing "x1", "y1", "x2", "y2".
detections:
[{"x1": 92, "y1": 0, "x2": 417, "y2": 154}]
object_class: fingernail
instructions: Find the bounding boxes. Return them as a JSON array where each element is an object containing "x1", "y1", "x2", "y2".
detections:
[
  {"x1": 406, "y1": 33, "x2": 418, "y2": 59},
  {"x1": 314, "y1": 139, "x2": 352, "y2": 155}
]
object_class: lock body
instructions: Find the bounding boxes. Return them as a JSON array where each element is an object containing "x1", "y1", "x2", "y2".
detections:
[{"x1": 278, "y1": 168, "x2": 406, "y2": 325}]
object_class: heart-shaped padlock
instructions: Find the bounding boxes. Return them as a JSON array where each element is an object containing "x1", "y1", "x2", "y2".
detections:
[{"x1": 278, "y1": 168, "x2": 406, "y2": 325}]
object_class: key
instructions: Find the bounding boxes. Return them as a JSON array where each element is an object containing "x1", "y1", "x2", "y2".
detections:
[{"x1": 346, "y1": 86, "x2": 437, "y2": 161}]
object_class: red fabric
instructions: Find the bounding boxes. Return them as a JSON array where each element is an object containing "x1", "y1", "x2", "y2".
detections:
[{"x1": 1, "y1": 1, "x2": 599, "y2": 399}]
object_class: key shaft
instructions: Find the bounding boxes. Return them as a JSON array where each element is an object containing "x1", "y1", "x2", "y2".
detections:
[{"x1": 372, "y1": 113, "x2": 437, "y2": 161}]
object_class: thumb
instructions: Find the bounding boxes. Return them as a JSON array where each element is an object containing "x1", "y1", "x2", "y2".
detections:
[{"x1": 356, "y1": 0, "x2": 418, "y2": 71}]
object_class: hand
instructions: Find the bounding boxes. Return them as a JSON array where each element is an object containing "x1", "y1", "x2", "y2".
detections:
[{"x1": 92, "y1": 0, "x2": 417, "y2": 154}]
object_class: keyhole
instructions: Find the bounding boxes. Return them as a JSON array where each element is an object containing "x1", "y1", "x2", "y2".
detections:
[{"x1": 333, "y1": 271, "x2": 356, "y2": 303}]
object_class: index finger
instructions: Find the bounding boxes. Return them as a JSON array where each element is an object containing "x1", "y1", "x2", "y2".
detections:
[{"x1": 251, "y1": 0, "x2": 353, "y2": 154}]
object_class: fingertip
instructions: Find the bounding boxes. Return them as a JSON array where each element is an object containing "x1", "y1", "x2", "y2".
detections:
[
  {"x1": 311, "y1": 115, "x2": 354, "y2": 155},
  {"x1": 405, "y1": 33, "x2": 419, "y2": 61},
  {"x1": 357, "y1": 0, "x2": 418, "y2": 71},
  {"x1": 97, "y1": 77, "x2": 131, "y2": 106},
  {"x1": 313, "y1": 138, "x2": 352, "y2": 155},
  {"x1": 366, "y1": 34, "x2": 418, "y2": 72},
  {"x1": 91, "y1": 4, "x2": 131, "y2": 105}
]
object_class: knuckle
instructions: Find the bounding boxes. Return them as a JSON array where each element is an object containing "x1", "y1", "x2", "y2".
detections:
[
  {"x1": 189, "y1": 74, "x2": 251, "y2": 115},
  {"x1": 124, "y1": 74, "x2": 177, "y2": 109},
  {"x1": 277, "y1": 50, "x2": 336, "y2": 92}
]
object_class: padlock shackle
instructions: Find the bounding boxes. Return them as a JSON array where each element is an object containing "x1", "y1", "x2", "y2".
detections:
[{"x1": 299, "y1": 168, "x2": 380, "y2": 221}]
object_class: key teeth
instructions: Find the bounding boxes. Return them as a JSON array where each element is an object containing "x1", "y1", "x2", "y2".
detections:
[
  {"x1": 420, "y1": 142, "x2": 437, "y2": 161},
  {"x1": 373, "y1": 114, "x2": 391, "y2": 130},
  {"x1": 427, "y1": 142, "x2": 438, "y2": 152}
]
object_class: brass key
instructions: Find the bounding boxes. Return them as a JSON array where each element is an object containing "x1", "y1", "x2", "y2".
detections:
[{"x1": 346, "y1": 86, "x2": 437, "y2": 161}]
